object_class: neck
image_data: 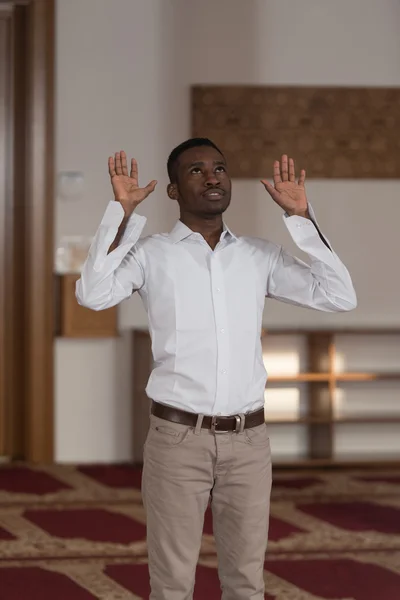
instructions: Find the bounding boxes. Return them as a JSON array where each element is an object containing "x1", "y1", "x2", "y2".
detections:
[{"x1": 180, "y1": 212, "x2": 224, "y2": 250}]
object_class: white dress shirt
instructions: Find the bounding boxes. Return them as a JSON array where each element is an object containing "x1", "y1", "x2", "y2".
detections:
[{"x1": 76, "y1": 201, "x2": 356, "y2": 416}]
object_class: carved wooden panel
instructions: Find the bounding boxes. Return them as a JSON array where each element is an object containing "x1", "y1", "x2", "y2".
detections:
[{"x1": 191, "y1": 85, "x2": 400, "y2": 178}]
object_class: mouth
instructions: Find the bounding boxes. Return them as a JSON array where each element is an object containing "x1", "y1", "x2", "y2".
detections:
[{"x1": 202, "y1": 189, "x2": 225, "y2": 200}]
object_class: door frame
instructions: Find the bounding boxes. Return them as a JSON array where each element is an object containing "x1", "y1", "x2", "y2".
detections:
[{"x1": 0, "y1": 0, "x2": 55, "y2": 462}]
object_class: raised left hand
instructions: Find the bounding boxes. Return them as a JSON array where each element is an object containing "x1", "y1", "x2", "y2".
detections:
[{"x1": 261, "y1": 155, "x2": 309, "y2": 217}]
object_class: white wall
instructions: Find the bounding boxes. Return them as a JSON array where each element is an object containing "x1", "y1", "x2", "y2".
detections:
[
  {"x1": 55, "y1": 0, "x2": 400, "y2": 462},
  {"x1": 179, "y1": 0, "x2": 400, "y2": 327},
  {"x1": 55, "y1": 0, "x2": 178, "y2": 461}
]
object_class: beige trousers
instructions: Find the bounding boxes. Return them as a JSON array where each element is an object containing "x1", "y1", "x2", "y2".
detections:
[{"x1": 142, "y1": 413, "x2": 272, "y2": 599}]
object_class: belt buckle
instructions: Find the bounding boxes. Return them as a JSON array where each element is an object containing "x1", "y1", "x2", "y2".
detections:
[
  {"x1": 211, "y1": 415, "x2": 241, "y2": 434},
  {"x1": 211, "y1": 415, "x2": 228, "y2": 434}
]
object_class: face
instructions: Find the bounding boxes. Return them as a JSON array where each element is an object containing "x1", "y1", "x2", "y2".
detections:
[{"x1": 168, "y1": 146, "x2": 232, "y2": 218}]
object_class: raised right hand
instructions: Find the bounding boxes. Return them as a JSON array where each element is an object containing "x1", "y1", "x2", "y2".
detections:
[{"x1": 108, "y1": 151, "x2": 157, "y2": 217}]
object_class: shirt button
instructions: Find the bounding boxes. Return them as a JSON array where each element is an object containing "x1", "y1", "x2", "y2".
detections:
[
  {"x1": 221, "y1": 369, "x2": 227, "y2": 374},
  {"x1": 220, "y1": 329, "x2": 225, "y2": 334},
  {"x1": 216, "y1": 287, "x2": 221, "y2": 292}
]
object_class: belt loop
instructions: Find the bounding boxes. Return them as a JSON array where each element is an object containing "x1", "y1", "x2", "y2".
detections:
[
  {"x1": 195, "y1": 414, "x2": 204, "y2": 435},
  {"x1": 239, "y1": 413, "x2": 245, "y2": 433}
]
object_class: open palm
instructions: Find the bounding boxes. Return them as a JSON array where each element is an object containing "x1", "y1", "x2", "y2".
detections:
[
  {"x1": 108, "y1": 151, "x2": 157, "y2": 215},
  {"x1": 261, "y1": 155, "x2": 308, "y2": 216}
]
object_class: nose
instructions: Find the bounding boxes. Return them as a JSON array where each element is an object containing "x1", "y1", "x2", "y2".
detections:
[{"x1": 204, "y1": 172, "x2": 220, "y2": 187}]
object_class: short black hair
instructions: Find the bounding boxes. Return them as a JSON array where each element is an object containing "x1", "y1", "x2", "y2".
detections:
[{"x1": 167, "y1": 137, "x2": 224, "y2": 183}]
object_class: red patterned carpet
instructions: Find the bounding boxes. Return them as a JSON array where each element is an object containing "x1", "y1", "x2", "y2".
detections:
[{"x1": 1, "y1": 464, "x2": 400, "y2": 599}]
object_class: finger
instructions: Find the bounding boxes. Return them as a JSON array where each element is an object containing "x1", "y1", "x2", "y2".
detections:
[
  {"x1": 273, "y1": 160, "x2": 282, "y2": 185},
  {"x1": 261, "y1": 179, "x2": 280, "y2": 202},
  {"x1": 108, "y1": 156, "x2": 116, "y2": 178},
  {"x1": 120, "y1": 150, "x2": 129, "y2": 176},
  {"x1": 115, "y1": 152, "x2": 122, "y2": 175},
  {"x1": 130, "y1": 158, "x2": 139, "y2": 182},
  {"x1": 281, "y1": 154, "x2": 288, "y2": 181},
  {"x1": 298, "y1": 169, "x2": 306, "y2": 187},
  {"x1": 288, "y1": 158, "x2": 295, "y2": 182},
  {"x1": 143, "y1": 180, "x2": 158, "y2": 197}
]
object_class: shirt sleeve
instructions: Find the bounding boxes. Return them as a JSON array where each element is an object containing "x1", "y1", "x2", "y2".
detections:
[
  {"x1": 266, "y1": 203, "x2": 357, "y2": 312},
  {"x1": 75, "y1": 201, "x2": 147, "y2": 311}
]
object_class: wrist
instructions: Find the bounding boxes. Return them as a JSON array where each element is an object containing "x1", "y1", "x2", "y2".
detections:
[
  {"x1": 114, "y1": 200, "x2": 137, "y2": 219},
  {"x1": 122, "y1": 209, "x2": 135, "y2": 220},
  {"x1": 286, "y1": 208, "x2": 310, "y2": 219}
]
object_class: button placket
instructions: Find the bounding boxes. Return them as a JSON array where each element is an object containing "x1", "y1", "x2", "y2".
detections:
[{"x1": 209, "y1": 254, "x2": 230, "y2": 414}]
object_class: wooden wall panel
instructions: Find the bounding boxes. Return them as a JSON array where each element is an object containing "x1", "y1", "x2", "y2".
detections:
[
  {"x1": 192, "y1": 85, "x2": 400, "y2": 178},
  {"x1": 132, "y1": 330, "x2": 152, "y2": 464},
  {"x1": 24, "y1": 0, "x2": 55, "y2": 463},
  {"x1": 0, "y1": 0, "x2": 55, "y2": 462},
  {"x1": 55, "y1": 274, "x2": 118, "y2": 338},
  {"x1": 0, "y1": 7, "x2": 13, "y2": 458}
]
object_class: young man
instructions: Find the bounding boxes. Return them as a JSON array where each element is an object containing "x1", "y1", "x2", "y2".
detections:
[{"x1": 76, "y1": 138, "x2": 356, "y2": 599}]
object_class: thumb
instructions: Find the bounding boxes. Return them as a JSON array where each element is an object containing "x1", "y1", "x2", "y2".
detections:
[
  {"x1": 260, "y1": 179, "x2": 277, "y2": 198},
  {"x1": 144, "y1": 180, "x2": 157, "y2": 197}
]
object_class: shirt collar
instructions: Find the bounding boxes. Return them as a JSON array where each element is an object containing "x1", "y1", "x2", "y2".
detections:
[{"x1": 169, "y1": 220, "x2": 238, "y2": 244}]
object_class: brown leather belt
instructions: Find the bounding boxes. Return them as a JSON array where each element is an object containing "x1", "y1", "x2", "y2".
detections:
[{"x1": 151, "y1": 401, "x2": 265, "y2": 433}]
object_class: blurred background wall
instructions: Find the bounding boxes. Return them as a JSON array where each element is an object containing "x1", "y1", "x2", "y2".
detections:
[{"x1": 54, "y1": 0, "x2": 400, "y2": 462}]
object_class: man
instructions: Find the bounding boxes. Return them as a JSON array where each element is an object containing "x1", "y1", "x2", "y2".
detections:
[{"x1": 76, "y1": 138, "x2": 356, "y2": 599}]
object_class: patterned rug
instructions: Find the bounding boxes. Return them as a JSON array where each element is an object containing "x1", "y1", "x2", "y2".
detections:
[{"x1": 0, "y1": 464, "x2": 400, "y2": 599}]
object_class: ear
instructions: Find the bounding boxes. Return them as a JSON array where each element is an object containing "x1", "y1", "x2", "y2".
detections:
[{"x1": 167, "y1": 183, "x2": 178, "y2": 200}]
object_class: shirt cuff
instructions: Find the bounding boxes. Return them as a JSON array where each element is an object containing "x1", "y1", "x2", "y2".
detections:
[
  {"x1": 100, "y1": 200, "x2": 126, "y2": 226},
  {"x1": 91, "y1": 201, "x2": 147, "y2": 272},
  {"x1": 283, "y1": 202, "x2": 320, "y2": 241},
  {"x1": 101, "y1": 200, "x2": 147, "y2": 231},
  {"x1": 100, "y1": 201, "x2": 147, "y2": 242}
]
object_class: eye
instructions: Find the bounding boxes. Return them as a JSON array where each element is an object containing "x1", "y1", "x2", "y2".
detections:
[
  {"x1": 215, "y1": 165, "x2": 226, "y2": 173},
  {"x1": 190, "y1": 167, "x2": 202, "y2": 175}
]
